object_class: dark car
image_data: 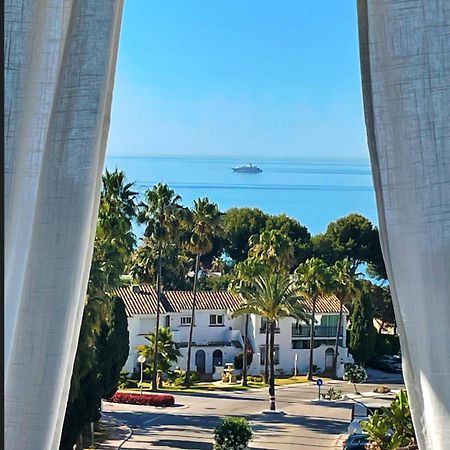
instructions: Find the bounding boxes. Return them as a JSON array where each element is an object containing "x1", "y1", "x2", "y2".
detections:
[
  {"x1": 342, "y1": 433, "x2": 369, "y2": 449},
  {"x1": 370, "y1": 355, "x2": 402, "y2": 373}
]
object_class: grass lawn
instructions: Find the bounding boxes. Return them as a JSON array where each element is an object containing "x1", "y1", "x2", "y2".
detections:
[{"x1": 120, "y1": 375, "x2": 327, "y2": 394}]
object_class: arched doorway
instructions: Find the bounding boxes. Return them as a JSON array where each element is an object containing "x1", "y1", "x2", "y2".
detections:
[
  {"x1": 212, "y1": 349, "x2": 223, "y2": 368},
  {"x1": 325, "y1": 348, "x2": 334, "y2": 370},
  {"x1": 195, "y1": 350, "x2": 206, "y2": 374}
]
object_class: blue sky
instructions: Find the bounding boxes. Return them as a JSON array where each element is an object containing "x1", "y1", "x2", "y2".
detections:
[{"x1": 107, "y1": 1, "x2": 369, "y2": 160}]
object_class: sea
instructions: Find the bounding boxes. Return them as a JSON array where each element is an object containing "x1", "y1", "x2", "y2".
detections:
[{"x1": 104, "y1": 155, "x2": 378, "y2": 238}]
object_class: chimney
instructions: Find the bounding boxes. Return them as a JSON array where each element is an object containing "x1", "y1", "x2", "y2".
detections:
[{"x1": 130, "y1": 285, "x2": 140, "y2": 294}]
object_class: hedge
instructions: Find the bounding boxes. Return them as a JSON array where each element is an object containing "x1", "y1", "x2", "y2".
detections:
[{"x1": 106, "y1": 392, "x2": 175, "y2": 407}]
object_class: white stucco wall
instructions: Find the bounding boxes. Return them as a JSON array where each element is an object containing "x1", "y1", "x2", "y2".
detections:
[{"x1": 123, "y1": 310, "x2": 350, "y2": 378}]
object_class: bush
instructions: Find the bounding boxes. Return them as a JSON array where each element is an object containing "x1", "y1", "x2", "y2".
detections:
[
  {"x1": 362, "y1": 390, "x2": 416, "y2": 449},
  {"x1": 214, "y1": 417, "x2": 253, "y2": 450},
  {"x1": 373, "y1": 385, "x2": 391, "y2": 394},
  {"x1": 344, "y1": 363, "x2": 368, "y2": 394},
  {"x1": 171, "y1": 369, "x2": 200, "y2": 387},
  {"x1": 106, "y1": 392, "x2": 175, "y2": 407},
  {"x1": 247, "y1": 375, "x2": 263, "y2": 383},
  {"x1": 321, "y1": 387, "x2": 343, "y2": 401}
]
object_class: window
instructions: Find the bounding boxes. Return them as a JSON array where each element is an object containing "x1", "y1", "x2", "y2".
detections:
[
  {"x1": 259, "y1": 345, "x2": 280, "y2": 365},
  {"x1": 165, "y1": 315, "x2": 170, "y2": 328},
  {"x1": 292, "y1": 340, "x2": 310, "y2": 349},
  {"x1": 181, "y1": 316, "x2": 192, "y2": 326},
  {"x1": 209, "y1": 314, "x2": 224, "y2": 326},
  {"x1": 260, "y1": 318, "x2": 279, "y2": 333}
]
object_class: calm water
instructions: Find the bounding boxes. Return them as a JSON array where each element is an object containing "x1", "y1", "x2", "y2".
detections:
[{"x1": 105, "y1": 155, "x2": 378, "y2": 236}]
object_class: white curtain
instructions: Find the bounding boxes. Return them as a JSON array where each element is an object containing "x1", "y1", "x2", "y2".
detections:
[
  {"x1": 4, "y1": 1, "x2": 124, "y2": 449},
  {"x1": 357, "y1": 1, "x2": 450, "y2": 449}
]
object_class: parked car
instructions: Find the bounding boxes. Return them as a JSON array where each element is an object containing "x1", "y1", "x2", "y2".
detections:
[
  {"x1": 342, "y1": 433, "x2": 369, "y2": 449},
  {"x1": 370, "y1": 355, "x2": 402, "y2": 373}
]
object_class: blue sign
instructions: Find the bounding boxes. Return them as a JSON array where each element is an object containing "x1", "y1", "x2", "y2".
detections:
[{"x1": 316, "y1": 378, "x2": 323, "y2": 386}]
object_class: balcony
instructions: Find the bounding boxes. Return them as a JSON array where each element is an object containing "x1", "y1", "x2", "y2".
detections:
[
  {"x1": 259, "y1": 326, "x2": 280, "y2": 334},
  {"x1": 292, "y1": 325, "x2": 343, "y2": 338}
]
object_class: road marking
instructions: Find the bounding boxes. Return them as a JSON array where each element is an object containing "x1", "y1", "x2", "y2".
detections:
[{"x1": 143, "y1": 416, "x2": 162, "y2": 426}]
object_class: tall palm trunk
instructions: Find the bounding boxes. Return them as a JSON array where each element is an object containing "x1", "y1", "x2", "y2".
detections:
[
  {"x1": 307, "y1": 297, "x2": 317, "y2": 381},
  {"x1": 151, "y1": 248, "x2": 163, "y2": 391},
  {"x1": 332, "y1": 297, "x2": 344, "y2": 379},
  {"x1": 264, "y1": 325, "x2": 269, "y2": 384},
  {"x1": 242, "y1": 314, "x2": 249, "y2": 386},
  {"x1": 185, "y1": 254, "x2": 200, "y2": 386},
  {"x1": 269, "y1": 320, "x2": 276, "y2": 411}
]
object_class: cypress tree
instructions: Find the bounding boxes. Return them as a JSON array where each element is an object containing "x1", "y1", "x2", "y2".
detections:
[{"x1": 350, "y1": 288, "x2": 376, "y2": 364}]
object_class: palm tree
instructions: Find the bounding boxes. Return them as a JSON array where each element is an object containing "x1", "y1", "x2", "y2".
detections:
[
  {"x1": 233, "y1": 273, "x2": 308, "y2": 411},
  {"x1": 185, "y1": 198, "x2": 222, "y2": 386},
  {"x1": 248, "y1": 229, "x2": 295, "y2": 272},
  {"x1": 329, "y1": 258, "x2": 358, "y2": 378},
  {"x1": 295, "y1": 258, "x2": 333, "y2": 380},
  {"x1": 137, "y1": 183, "x2": 182, "y2": 391},
  {"x1": 137, "y1": 327, "x2": 182, "y2": 388}
]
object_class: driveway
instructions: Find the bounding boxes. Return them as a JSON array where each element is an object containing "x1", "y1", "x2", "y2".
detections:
[{"x1": 102, "y1": 380, "x2": 403, "y2": 449}]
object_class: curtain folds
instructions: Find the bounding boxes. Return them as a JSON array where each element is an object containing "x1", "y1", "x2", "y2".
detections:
[
  {"x1": 357, "y1": 1, "x2": 450, "y2": 449},
  {"x1": 4, "y1": 1, "x2": 124, "y2": 449}
]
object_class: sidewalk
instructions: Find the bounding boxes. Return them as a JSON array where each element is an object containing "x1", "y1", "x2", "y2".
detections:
[{"x1": 96, "y1": 414, "x2": 132, "y2": 449}]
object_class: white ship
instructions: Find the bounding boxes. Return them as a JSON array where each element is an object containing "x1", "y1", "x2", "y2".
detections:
[{"x1": 232, "y1": 163, "x2": 262, "y2": 173}]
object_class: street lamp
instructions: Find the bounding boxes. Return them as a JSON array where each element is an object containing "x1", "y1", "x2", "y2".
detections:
[{"x1": 138, "y1": 355, "x2": 146, "y2": 395}]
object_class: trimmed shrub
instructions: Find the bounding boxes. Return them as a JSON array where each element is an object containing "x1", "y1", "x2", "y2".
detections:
[
  {"x1": 247, "y1": 375, "x2": 263, "y2": 383},
  {"x1": 106, "y1": 392, "x2": 175, "y2": 407},
  {"x1": 214, "y1": 417, "x2": 253, "y2": 450}
]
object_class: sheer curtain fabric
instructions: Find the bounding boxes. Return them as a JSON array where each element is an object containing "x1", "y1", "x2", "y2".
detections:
[
  {"x1": 357, "y1": 1, "x2": 450, "y2": 449},
  {"x1": 4, "y1": 1, "x2": 124, "y2": 449}
]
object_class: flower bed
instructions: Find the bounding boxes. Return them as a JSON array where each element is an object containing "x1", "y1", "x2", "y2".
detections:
[{"x1": 106, "y1": 392, "x2": 175, "y2": 407}]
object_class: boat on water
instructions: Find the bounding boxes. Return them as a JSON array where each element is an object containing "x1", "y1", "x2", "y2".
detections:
[{"x1": 232, "y1": 163, "x2": 262, "y2": 173}]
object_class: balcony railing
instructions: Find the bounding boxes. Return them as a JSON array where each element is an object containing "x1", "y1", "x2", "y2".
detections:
[
  {"x1": 259, "y1": 326, "x2": 280, "y2": 334},
  {"x1": 292, "y1": 325, "x2": 343, "y2": 337}
]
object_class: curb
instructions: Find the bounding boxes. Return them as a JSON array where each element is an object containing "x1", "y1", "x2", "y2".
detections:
[{"x1": 96, "y1": 414, "x2": 133, "y2": 449}]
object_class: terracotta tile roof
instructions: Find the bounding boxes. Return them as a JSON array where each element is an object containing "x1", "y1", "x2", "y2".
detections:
[
  {"x1": 113, "y1": 285, "x2": 168, "y2": 316},
  {"x1": 115, "y1": 284, "x2": 346, "y2": 317},
  {"x1": 164, "y1": 290, "x2": 242, "y2": 313},
  {"x1": 302, "y1": 294, "x2": 349, "y2": 314}
]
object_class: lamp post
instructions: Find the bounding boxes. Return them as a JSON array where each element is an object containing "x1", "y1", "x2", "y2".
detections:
[{"x1": 138, "y1": 355, "x2": 146, "y2": 395}]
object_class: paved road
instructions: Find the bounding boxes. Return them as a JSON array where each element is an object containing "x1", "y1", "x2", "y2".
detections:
[{"x1": 103, "y1": 377, "x2": 404, "y2": 450}]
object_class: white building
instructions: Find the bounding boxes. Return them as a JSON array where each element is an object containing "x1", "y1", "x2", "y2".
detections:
[{"x1": 116, "y1": 284, "x2": 353, "y2": 379}]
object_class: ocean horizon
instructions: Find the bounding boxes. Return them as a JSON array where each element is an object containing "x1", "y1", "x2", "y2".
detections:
[{"x1": 105, "y1": 154, "x2": 378, "y2": 237}]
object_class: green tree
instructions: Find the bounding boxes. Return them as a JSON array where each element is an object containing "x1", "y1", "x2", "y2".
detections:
[
  {"x1": 265, "y1": 214, "x2": 312, "y2": 265},
  {"x1": 349, "y1": 284, "x2": 377, "y2": 364},
  {"x1": 370, "y1": 284, "x2": 396, "y2": 334},
  {"x1": 229, "y1": 257, "x2": 269, "y2": 383},
  {"x1": 295, "y1": 258, "x2": 333, "y2": 380},
  {"x1": 312, "y1": 213, "x2": 381, "y2": 273},
  {"x1": 329, "y1": 258, "x2": 359, "y2": 378},
  {"x1": 130, "y1": 237, "x2": 190, "y2": 290},
  {"x1": 248, "y1": 229, "x2": 295, "y2": 272},
  {"x1": 61, "y1": 170, "x2": 136, "y2": 450},
  {"x1": 137, "y1": 183, "x2": 183, "y2": 391},
  {"x1": 233, "y1": 274, "x2": 308, "y2": 411},
  {"x1": 185, "y1": 198, "x2": 222, "y2": 386},
  {"x1": 95, "y1": 296, "x2": 130, "y2": 399},
  {"x1": 137, "y1": 327, "x2": 181, "y2": 387},
  {"x1": 223, "y1": 207, "x2": 268, "y2": 261}
]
